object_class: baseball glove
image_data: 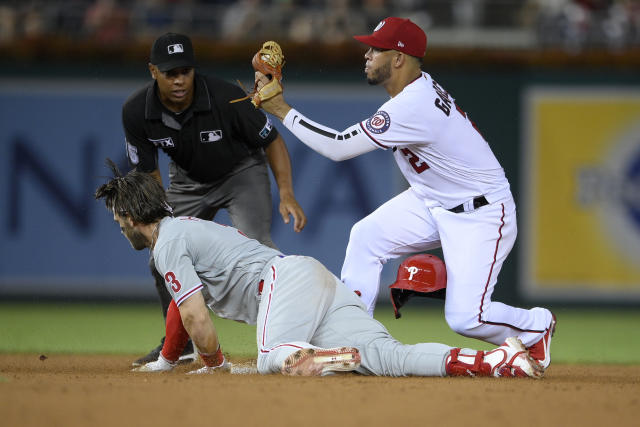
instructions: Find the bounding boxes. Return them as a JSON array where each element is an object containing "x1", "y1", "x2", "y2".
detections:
[{"x1": 230, "y1": 41, "x2": 285, "y2": 107}]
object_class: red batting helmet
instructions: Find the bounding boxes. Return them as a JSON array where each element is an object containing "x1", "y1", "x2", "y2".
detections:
[{"x1": 389, "y1": 254, "x2": 447, "y2": 319}]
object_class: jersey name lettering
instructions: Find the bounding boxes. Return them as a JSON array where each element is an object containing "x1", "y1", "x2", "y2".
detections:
[{"x1": 432, "y1": 81, "x2": 452, "y2": 116}]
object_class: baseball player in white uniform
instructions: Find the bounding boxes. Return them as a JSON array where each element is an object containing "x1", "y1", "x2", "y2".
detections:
[
  {"x1": 95, "y1": 159, "x2": 543, "y2": 378},
  {"x1": 254, "y1": 17, "x2": 556, "y2": 370}
]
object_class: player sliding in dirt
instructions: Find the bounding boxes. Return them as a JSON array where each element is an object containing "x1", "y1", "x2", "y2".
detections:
[
  {"x1": 252, "y1": 17, "x2": 556, "y2": 370},
  {"x1": 95, "y1": 159, "x2": 543, "y2": 378}
]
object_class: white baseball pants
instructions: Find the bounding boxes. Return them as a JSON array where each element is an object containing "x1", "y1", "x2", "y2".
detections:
[{"x1": 340, "y1": 188, "x2": 552, "y2": 347}]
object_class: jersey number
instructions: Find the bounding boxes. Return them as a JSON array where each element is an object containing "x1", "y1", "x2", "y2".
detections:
[
  {"x1": 400, "y1": 148, "x2": 429, "y2": 174},
  {"x1": 165, "y1": 272, "x2": 182, "y2": 292}
]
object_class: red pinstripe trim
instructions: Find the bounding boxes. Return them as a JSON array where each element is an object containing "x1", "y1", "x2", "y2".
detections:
[
  {"x1": 259, "y1": 343, "x2": 304, "y2": 354},
  {"x1": 176, "y1": 284, "x2": 203, "y2": 306},
  {"x1": 260, "y1": 283, "x2": 273, "y2": 348},
  {"x1": 359, "y1": 122, "x2": 389, "y2": 149},
  {"x1": 477, "y1": 204, "x2": 544, "y2": 334},
  {"x1": 259, "y1": 265, "x2": 277, "y2": 350}
]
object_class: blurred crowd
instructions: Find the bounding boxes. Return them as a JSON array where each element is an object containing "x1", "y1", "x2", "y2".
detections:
[
  {"x1": 536, "y1": 0, "x2": 640, "y2": 51},
  {"x1": 0, "y1": 0, "x2": 639, "y2": 51}
]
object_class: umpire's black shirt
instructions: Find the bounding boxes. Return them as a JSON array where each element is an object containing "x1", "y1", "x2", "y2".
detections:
[{"x1": 122, "y1": 73, "x2": 278, "y2": 182}]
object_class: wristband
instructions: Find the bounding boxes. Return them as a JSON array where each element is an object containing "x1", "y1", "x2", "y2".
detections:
[{"x1": 200, "y1": 346, "x2": 224, "y2": 367}]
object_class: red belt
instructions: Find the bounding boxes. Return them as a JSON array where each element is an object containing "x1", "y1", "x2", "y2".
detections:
[{"x1": 258, "y1": 279, "x2": 265, "y2": 295}]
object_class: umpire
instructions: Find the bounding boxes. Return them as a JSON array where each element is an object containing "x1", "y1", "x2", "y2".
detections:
[{"x1": 122, "y1": 33, "x2": 306, "y2": 367}]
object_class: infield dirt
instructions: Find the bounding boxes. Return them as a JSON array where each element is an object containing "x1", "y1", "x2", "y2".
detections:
[{"x1": 1, "y1": 354, "x2": 639, "y2": 427}]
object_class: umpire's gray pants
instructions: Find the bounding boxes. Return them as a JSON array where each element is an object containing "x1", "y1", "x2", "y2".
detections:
[
  {"x1": 166, "y1": 151, "x2": 275, "y2": 247},
  {"x1": 255, "y1": 256, "x2": 451, "y2": 377}
]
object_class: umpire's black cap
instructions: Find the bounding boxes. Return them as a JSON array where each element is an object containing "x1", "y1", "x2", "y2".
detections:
[{"x1": 150, "y1": 33, "x2": 197, "y2": 72}]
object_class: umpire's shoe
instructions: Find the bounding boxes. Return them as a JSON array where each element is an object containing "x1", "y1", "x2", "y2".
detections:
[{"x1": 131, "y1": 338, "x2": 197, "y2": 367}]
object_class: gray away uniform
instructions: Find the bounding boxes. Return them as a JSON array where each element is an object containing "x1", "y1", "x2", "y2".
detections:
[{"x1": 153, "y1": 216, "x2": 452, "y2": 376}]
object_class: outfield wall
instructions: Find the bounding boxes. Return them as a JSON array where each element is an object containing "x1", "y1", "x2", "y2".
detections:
[{"x1": 0, "y1": 81, "x2": 402, "y2": 299}]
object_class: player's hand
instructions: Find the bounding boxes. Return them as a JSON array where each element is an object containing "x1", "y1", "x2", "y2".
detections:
[
  {"x1": 131, "y1": 354, "x2": 176, "y2": 372},
  {"x1": 254, "y1": 70, "x2": 270, "y2": 90},
  {"x1": 279, "y1": 193, "x2": 307, "y2": 232},
  {"x1": 254, "y1": 71, "x2": 291, "y2": 120},
  {"x1": 186, "y1": 357, "x2": 231, "y2": 375}
]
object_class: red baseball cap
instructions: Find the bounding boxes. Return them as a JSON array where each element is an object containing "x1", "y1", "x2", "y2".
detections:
[{"x1": 353, "y1": 17, "x2": 427, "y2": 58}]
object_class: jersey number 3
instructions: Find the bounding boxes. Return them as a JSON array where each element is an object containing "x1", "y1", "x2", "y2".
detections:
[
  {"x1": 165, "y1": 271, "x2": 182, "y2": 292},
  {"x1": 400, "y1": 148, "x2": 429, "y2": 174}
]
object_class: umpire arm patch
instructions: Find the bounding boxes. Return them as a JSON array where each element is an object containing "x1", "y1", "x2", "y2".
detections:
[
  {"x1": 259, "y1": 117, "x2": 273, "y2": 139},
  {"x1": 126, "y1": 140, "x2": 139, "y2": 165}
]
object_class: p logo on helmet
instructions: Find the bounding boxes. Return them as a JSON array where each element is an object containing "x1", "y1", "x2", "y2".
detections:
[{"x1": 389, "y1": 254, "x2": 447, "y2": 319}]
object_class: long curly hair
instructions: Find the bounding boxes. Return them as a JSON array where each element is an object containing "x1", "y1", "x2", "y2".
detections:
[{"x1": 94, "y1": 158, "x2": 173, "y2": 223}]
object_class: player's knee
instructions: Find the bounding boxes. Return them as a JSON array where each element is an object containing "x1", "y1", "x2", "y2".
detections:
[
  {"x1": 445, "y1": 311, "x2": 479, "y2": 337},
  {"x1": 256, "y1": 353, "x2": 276, "y2": 375},
  {"x1": 351, "y1": 217, "x2": 372, "y2": 239},
  {"x1": 347, "y1": 218, "x2": 377, "y2": 250},
  {"x1": 256, "y1": 354, "x2": 269, "y2": 374}
]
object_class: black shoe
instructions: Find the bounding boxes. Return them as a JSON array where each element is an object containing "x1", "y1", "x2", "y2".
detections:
[
  {"x1": 132, "y1": 337, "x2": 165, "y2": 367},
  {"x1": 177, "y1": 339, "x2": 197, "y2": 365}
]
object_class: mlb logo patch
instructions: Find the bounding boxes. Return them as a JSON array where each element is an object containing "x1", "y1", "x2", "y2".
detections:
[
  {"x1": 168, "y1": 44, "x2": 184, "y2": 54},
  {"x1": 200, "y1": 130, "x2": 222, "y2": 143}
]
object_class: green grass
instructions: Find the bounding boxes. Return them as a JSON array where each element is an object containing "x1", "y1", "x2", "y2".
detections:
[
  {"x1": 0, "y1": 302, "x2": 258, "y2": 358},
  {"x1": 1, "y1": 303, "x2": 639, "y2": 364}
]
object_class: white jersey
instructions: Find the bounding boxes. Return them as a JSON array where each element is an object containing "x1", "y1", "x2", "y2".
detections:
[
  {"x1": 152, "y1": 216, "x2": 282, "y2": 324},
  {"x1": 282, "y1": 72, "x2": 511, "y2": 209}
]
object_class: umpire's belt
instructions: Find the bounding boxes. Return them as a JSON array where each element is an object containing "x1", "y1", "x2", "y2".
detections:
[{"x1": 448, "y1": 196, "x2": 488, "y2": 213}]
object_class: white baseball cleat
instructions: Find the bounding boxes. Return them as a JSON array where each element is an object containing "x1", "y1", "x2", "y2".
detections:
[
  {"x1": 281, "y1": 347, "x2": 361, "y2": 376},
  {"x1": 528, "y1": 312, "x2": 557, "y2": 369},
  {"x1": 446, "y1": 337, "x2": 544, "y2": 379}
]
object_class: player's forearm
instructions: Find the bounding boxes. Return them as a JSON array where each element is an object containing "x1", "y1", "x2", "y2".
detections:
[
  {"x1": 183, "y1": 314, "x2": 218, "y2": 354},
  {"x1": 265, "y1": 136, "x2": 295, "y2": 197},
  {"x1": 282, "y1": 109, "x2": 377, "y2": 161},
  {"x1": 178, "y1": 295, "x2": 219, "y2": 355}
]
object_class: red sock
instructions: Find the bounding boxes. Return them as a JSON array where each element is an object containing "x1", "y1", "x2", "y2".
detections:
[{"x1": 160, "y1": 300, "x2": 190, "y2": 362}]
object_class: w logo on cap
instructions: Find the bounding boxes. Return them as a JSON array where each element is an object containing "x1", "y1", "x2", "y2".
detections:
[{"x1": 168, "y1": 44, "x2": 184, "y2": 54}]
